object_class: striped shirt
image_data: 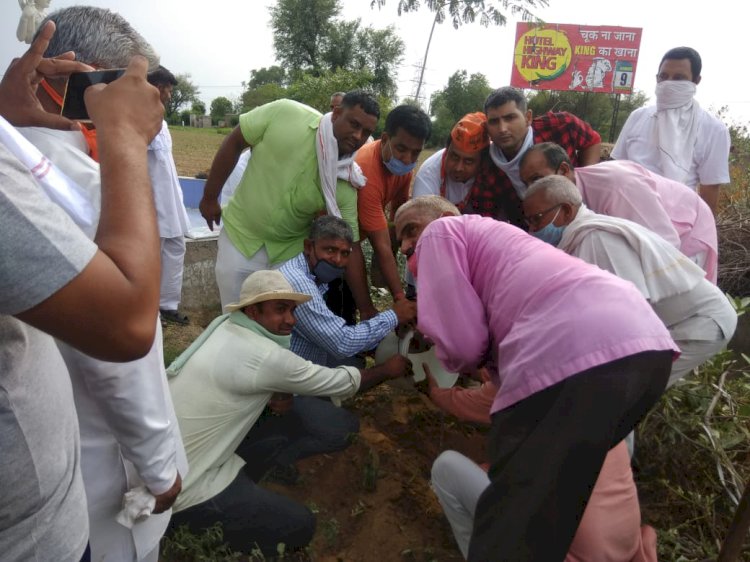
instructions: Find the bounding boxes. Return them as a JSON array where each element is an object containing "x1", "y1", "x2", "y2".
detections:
[{"x1": 280, "y1": 253, "x2": 398, "y2": 365}]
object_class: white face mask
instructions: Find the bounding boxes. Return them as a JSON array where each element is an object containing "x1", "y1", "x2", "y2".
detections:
[{"x1": 655, "y1": 80, "x2": 697, "y2": 110}]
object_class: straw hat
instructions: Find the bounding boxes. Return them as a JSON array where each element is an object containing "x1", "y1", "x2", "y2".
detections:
[{"x1": 224, "y1": 270, "x2": 312, "y2": 312}]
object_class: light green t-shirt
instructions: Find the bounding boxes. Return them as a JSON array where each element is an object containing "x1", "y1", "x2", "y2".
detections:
[{"x1": 221, "y1": 99, "x2": 359, "y2": 264}]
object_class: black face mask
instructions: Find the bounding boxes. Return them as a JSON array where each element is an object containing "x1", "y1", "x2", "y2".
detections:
[{"x1": 312, "y1": 259, "x2": 345, "y2": 283}]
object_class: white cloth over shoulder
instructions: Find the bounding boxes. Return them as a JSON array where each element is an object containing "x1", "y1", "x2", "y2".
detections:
[
  {"x1": 316, "y1": 112, "x2": 367, "y2": 217},
  {"x1": 559, "y1": 205, "x2": 706, "y2": 302},
  {"x1": 654, "y1": 81, "x2": 701, "y2": 184},
  {"x1": 489, "y1": 126, "x2": 534, "y2": 195},
  {"x1": 0, "y1": 117, "x2": 95, "y2": 235}
]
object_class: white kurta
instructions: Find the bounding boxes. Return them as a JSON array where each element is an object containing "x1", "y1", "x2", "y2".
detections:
[
  {"x1": 612, "y1": 105, "x2": 730, "y2": 190},
  {"x1": 560, "y1": 208, "x2": 737, "y2": 386},
  {"x1": 147, "y1": 121, "x2": 190, "y2": 239},
  {"x1": 413, "y1": 148, "x2": 475, "y2": 205},
  {"x1": 18, "y1": 125, "x2": 189, "y2": 561}
]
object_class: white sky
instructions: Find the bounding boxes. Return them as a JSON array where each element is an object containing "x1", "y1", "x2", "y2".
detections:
[{"x1": 1, "y1": 0, "x2": 747, "y2": 126}]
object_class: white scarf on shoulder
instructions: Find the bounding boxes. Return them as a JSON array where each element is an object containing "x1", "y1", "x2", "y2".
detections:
[
  {"x1": 316, "y1": 112, "x2": 367, "y2": 217},
  {"x1": 489, "y1": 126, "x2": 534, "y2": 196},
  {"x1": 559, "y1": 205, "x2": 705, "y2": 302},
  {"x1": 0, "y1": 116, "x2": 95, "y2": 236},
  {"x1": 654, "y1": 81, "x2": 700, "y2": 184}
]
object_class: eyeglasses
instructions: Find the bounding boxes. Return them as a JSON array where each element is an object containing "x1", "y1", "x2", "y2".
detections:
[{"x1": 524, "y1": 204, "x2": 562, "y2": 228}]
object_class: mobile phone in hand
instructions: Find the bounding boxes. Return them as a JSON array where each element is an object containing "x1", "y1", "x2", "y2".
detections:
[{"x1": 61, "y1": 69, "x2": 126, "y2": 121}]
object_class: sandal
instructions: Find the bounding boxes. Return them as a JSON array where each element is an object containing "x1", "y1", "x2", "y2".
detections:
[{"x1": 160, "y1": 309, "x2": 189, "y2": 325}]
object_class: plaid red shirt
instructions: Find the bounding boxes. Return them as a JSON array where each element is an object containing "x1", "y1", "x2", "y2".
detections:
[{"x1": 462, "y1": 112, "x2": 601, "y2": 230}]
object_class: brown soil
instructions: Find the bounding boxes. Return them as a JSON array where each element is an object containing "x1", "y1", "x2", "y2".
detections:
[{"x1": 266, "y1": 385, "x2": 488, "y2": 562}]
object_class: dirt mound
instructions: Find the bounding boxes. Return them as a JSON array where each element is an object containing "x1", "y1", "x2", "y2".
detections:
[{"x1": 270, "y1": 385, "x2": 488, "y2": 561}]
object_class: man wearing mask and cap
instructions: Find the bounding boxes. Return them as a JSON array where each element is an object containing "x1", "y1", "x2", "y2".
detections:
[
  {"x1": 280, "y1": 215, "x2": 416, "y2": 367},
  {"x1": 613, "y1": 47, "x2": 730, "y2": 214},
  {"x1": 345, "y1": 104, "x2": 432, "y2": 320},
  {"x1": 167, "y1": 270, "x2": 409, "y2": 557}
]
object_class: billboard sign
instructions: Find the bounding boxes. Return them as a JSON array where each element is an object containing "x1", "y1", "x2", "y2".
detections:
[{"x1": 510, "y1": 22, "x2": 642, "y2": 94}]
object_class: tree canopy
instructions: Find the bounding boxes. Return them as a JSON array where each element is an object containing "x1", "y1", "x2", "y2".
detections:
[
  {"x1": 165, "y1": 74, "x2": 200, "y2": 120},
  {"x1": 267, "y1": 0, "x2": 404, "y2": 100},
  {"x1": 370, "y1": 0, "x2": 547, "y2": 29},
  {"x1": 429, "y1": 70, "x2": 493, "y2": 146},
  {"x1": 210, "y1": 97, "x2": 234, "y2": 122},
  {"x1": 527, "y1": 89, "x2": 649, "y2": 143},
  {"x1": 270, "y1": 0, "x2": 341, "y2": 74}
]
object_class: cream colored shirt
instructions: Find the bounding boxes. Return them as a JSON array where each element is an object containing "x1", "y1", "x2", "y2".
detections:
[{"x1": 169, "y1": 321, "x2": 361, "y2": 511}]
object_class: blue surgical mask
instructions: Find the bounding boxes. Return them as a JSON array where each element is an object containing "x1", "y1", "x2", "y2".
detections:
[
  {"x1": 383, "y1": 141, "x2": 417, "y2": 176},
  {"x1": 531, "y1": 208, "x2": 566, "y2": 246},
  {"x1": 312, "y1": 259, "x2": 345, "y2": 283}
]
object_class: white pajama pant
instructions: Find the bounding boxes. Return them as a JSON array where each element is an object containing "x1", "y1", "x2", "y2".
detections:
[
  {"x1": 430, "y1": 450, "x2": 489, "y2": 559},
  {"x1": 159, "y1": 236, "x2": 186, "y2": 311},
  {"x1": 215, "y1": 229, "x2": 285, "y2": 311}
]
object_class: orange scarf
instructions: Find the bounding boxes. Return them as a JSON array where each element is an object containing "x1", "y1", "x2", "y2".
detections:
[{"x1": 40, "y1": 79, "x2": 99, "y2": 162}]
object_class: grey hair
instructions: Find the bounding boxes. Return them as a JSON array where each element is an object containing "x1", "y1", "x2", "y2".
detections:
[
  {"x1": 309, "y1": 215, "x2": 353, "y2": 244},
  {"x1": 394, "y1": 195, "x2": 461, "y2": 224},
  {"x1": 37, "y1": 6, "x2": 159, "y2": 70},
  {"x1": 523, "y1": 175, "x2": 582, "y2": 206}
]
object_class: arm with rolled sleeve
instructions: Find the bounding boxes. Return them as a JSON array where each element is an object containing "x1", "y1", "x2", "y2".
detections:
[
  {"x1": 429, "y1": 381, "x2": 497, "y2": 426},
  {"x1": 295, "y1": 292, "x2": 398, "y2": 360},
  {"x1": 416, "y1": 228, "x2": 489, "y2": 373}
]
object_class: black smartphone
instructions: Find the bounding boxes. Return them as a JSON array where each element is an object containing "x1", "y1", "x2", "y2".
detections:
[{"x1": 61, "y1": 69, "x2": 126, "y2": 121}]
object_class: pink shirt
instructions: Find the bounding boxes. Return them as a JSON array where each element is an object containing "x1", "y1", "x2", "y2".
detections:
[
  {"x1": 576, "y1": 160, "x2": 718, "y2": 283},
  {"x1": 415, "y1": 215, "x2": 677, "y2": 413}
]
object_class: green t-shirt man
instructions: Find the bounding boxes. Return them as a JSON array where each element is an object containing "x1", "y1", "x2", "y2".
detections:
[{"x1": 200, "y1": 96, "x2": 379, "y2": 307}]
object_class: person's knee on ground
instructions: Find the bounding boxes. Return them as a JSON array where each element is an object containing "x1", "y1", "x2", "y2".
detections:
[{"x1": 431, "y1": 450, "x2": 490, "y2": 559}]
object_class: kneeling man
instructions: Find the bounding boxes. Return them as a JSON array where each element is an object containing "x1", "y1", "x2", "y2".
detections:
[{"x1": 167, "y1": 271, "x2": 408, "y2": 556}]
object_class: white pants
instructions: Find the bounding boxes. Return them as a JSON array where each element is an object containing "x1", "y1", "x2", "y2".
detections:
[
  {"x1": 215, "y1": 230, "x2": 284, "y2": 311},
  {"x1": 431, "y1": 450, "x2": 489, "y2": 559},
  {"x1": 159, "y1": 236, "x2": 186, "y2": 311},
  {"x1": 669, "y1": 329, "x2": 731, "y2": 387}
]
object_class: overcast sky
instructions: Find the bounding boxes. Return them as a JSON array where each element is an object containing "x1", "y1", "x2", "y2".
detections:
[{"x1": 1, "y1": 0, "x2": 747, "y2": 125}]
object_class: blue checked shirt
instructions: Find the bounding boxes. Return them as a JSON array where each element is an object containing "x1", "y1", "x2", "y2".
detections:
[{"x1": 280, "y1": 253, "x2": 398, "y2": 365}]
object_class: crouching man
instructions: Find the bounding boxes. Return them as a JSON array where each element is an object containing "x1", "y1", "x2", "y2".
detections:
[
  {"x1": 522, "y1": 175, "x2": 736, "y2": 388},
  {"x1": 167, "y1": 270, "x2": 409, "y2": 556}
]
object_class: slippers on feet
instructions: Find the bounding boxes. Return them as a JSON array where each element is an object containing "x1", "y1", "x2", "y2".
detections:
[{"x1": 160, "y1": 309, "x2": 189, "y2": 325}]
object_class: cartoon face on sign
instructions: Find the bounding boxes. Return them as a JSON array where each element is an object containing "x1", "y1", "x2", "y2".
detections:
[
  {"x1": 514, "y1": 28, "x2": 572, "y2": 84},
  {"x1": 585, "y1": 57, "x2": 612, "y2": 89}
]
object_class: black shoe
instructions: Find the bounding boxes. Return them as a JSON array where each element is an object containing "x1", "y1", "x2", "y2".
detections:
[
  {"x1": 160, "y1": 309, "x2": 189, "y2": 325},
  {"x1": 262, "y1": 463, "x2": 300, "y2": 485}
]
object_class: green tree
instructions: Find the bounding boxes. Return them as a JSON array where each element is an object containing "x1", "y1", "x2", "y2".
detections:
[
  {"x1": 165, "y1": 73, "x2": 200, "y2": 119},
  {"x1": 429, "y1": 70, "x2": 493, "y2": 146},
  {"x1": 268, "y1": 0, "x2": 404, "y2": 100},
  {"x1": 247, "y1": 66, "x2": 288, "y2": 89},
  {"x1": 210, "y1": 96, "x2": 234, "y2": 123},
  {"x1": 270, "y1": 0, "x2": 340, "y2": 74},
  {"x1": 286, "y1": 67, "x2": 392, "y2": 134},
  {"x1": 191, "y1": 100, "x2": 206, "y2": 115},
  {"x1": 371, "y1": 0, "x2": 544, "y2": 105},
  {"x1": 371, "y1": 0, "x2": 546, "y2": 28},
  {"x1": 240, "y1": 82, "x2": 288, "y2": 112},
  {"x1": 355, "y1": 26, "x2": 403, "y2": 99},
  {"x1": 527, "y1": 89, "x2": 649, "y2": 142}
]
